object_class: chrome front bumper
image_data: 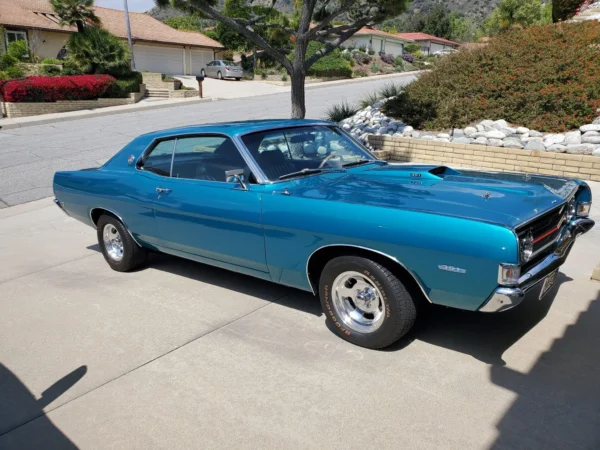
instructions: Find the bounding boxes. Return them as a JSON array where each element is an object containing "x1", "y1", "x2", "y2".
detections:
[{"x1": 479, "y1": 218, "x2": 595, "y2": 312}]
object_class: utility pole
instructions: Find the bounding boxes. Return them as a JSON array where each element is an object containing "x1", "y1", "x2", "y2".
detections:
[{"x1": 123, "y1": 0, "x2": 136, "y2": 71}]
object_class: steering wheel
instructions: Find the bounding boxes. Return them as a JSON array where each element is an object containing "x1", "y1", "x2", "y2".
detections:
[{"x1": 318, "y1": 153, "x2": 342, "y2": 168}]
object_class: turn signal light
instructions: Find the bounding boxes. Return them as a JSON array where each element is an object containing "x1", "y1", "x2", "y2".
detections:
[
  {"x1": 498, "y1": 264, "x2": 521, "y2": 286},
  {"x1": 577, "y1": 202, "x2": 591, "y2": 217}
]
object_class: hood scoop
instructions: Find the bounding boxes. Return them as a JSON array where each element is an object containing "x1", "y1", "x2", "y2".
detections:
[{"x1": 407, "y1": 166, "x2": 461, "y2": 180}]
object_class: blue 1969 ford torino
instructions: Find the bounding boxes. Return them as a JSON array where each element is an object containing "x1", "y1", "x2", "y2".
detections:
[{"x1": 53, "y1": 120, "x2": 594, "y2": 349}]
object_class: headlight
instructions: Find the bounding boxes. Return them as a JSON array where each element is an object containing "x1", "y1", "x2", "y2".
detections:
[
  {"x1": 566, "y1": 198, "x2": 576, "y2": 222},
  {"x1": 520, "y1": 231, "x2": 534, "y2": 263},
  {"x1": 577, "y1": 201, "x2": 591, "y2": 217},
  {"x1": 498, "y1": 264, "x2": 521, "y2": 286}
]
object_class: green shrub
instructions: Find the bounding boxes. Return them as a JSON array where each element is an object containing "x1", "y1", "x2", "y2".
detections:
[
  {"x1": 352, "y1": 69, "x2": 368, "y2": 77},
  {"x1": 281, "y1": 73, "x2": 288, "y2": 82},
  {"x1": 395, "y1": 65, "x2": 404, "y2": 72},
  {"x1": 40, "y1": 64, "x2": 61, "y2": 76},
  {"x1": 371, "y1": 63, "x2": 380, "y2": 73},
  {"x1": 221, "y1": 49, "x2": 234, "y2": 60},
  {"x1": 7, "y1": 40, "x2": 29, "y2": 61},
  {"x1": 41, "y1": 58, "x2": 62, "y2": 65},
  {"x1": 383, "y1": 21, "x2": 600, "y2": 132},
  {"x1": 368, "y1": 49, "x2": 375, "y2": 56},
  {"x1": 0, "y1": 53, "x2": 18, "y2": 71},
  {"x1": 379, "y1": 82, "x2": 402, "y2": 99},
  {"x1": 349, "y1": 58, "x2": 355, "y2": 67},
  {"x1": 360, "y1": 91, "x2": 381, "y2": 108},
  {"x1": 0, "y1": 72, "x2": 8, "y2": 81},
  {"x1": 405, "y1": 43, "x2": 421, "y2": 54},
  {"x1": 204, "y1": 30, "x2": 219, "y2": 40},
  {"x1": 3, "y1": 66, "x2": 25, "y2": 79},
  {"x1": 403, "y1": 62, "x2": 417, "y2": 71},
  {"x1": 325, "y1": 101, "x2": 359, "y2": 122},
  {"x1": 394, "y1": 56, "x2": 404, "y2": 66},
  {"x1": 102, "y1": 72, "x2": 143, "y2": 98},
  {"x1": 67, "y1": 27, "x2": 131, "y2": 76},
  {"x1": 342, "y1": 52, "x2": 352, "y2": 61},
  {"x1": 61, "y1": 59, "x2": 84, "y2": 76},
  {"x1": 358, "y1": 45, "x2": 367, "y2": 53},
  {"x1": 306, "y1": 42, "x2": 352, "y2": 78}
]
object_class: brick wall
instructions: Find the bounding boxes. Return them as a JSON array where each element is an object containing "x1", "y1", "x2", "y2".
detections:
[
  {"x1": 141, "y1": 72, "x2": 178, "y2": 90},
  {"x1": 169, "y1": 90, "x2": 198, "y2": 98},
  {"x1": 369, "y1": 135, "x2": 600, "y2": 182}
]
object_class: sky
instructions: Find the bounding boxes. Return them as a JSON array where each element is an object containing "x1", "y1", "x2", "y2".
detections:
[{"x1": 95, "y1": 0, "x2": 156, "y2": 13}]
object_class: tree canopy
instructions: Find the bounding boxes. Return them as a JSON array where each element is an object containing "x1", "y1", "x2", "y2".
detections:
[
  {"x1": 484, "y1": 0, "x2": 552, "y2": 34},
  {"x1": 50, "y1": 0, "x2": 101, "y2": 33}
]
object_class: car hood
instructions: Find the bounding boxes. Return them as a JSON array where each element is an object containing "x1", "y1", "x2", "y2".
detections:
[{"x1": 287, "y1": 164, "x2": 579, "y2": 228}]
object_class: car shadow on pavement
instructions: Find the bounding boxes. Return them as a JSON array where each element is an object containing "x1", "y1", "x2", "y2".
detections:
[
  {"x1": 0, "y1": 364, "x2": 86, "y2": 449},
  {"x1": 489, "y1": 289, "x2": 600, "y2": 449},
  {"x1": 387, "y1": 273, "x2": 573, "y2": 365}
]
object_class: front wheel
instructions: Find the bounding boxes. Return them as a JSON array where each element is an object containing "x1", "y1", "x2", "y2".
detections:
[
  {"x1": 97, "y1": 215, "x2": 147, "y2": 272},
  {"x1": 319, "y1": 256, "x2": 417, "y2": 349}
]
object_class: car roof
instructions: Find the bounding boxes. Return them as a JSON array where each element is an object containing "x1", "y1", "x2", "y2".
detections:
[{"x1": 138, "y1": 119, "x2": 335, "y2": 141}]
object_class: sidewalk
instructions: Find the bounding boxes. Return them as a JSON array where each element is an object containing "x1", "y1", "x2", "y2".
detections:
[{"x1": 0, "y1": 71, "x2": 423, "y2": 131}]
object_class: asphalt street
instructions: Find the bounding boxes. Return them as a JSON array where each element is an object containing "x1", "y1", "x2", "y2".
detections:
[{"x1": 0, "y1": 75, "x2": 416, "y2": 208}]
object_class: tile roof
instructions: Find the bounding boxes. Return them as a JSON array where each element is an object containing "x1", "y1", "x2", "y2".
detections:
[
  {"x1": 395, "y1": 32, "x2": 459, "y2": 46},
  {"x1": 0, "y1": 0, "x2": 222, "y2": 48},
  {"x1": 355, "y1": 27, "x2": 415, "y2": 42}
]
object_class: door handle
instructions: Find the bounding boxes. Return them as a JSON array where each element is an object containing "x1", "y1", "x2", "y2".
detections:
[{"x1": 156, "y1": 187, "x2": 172, "y2": 195}]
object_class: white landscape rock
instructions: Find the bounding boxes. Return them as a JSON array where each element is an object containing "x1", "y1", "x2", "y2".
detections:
[
  {"x1": 525, "y1": 140, "x2": 546, "y2": 151},
  {"x1": 564, "y1": 131, "x2": 582, "y2": 145},
  {"x1": 503, "y1": 138, "x2": 524, "y2": 149},
  {"x1": 580, "y1": 124, "x2": 600, "y2": 132},
  {"x1": 528, "y1": 130, "x2": 544, "y2": 138},
  {"x1": 582, "y1": 135, "x2": 600, "y2": 144},
  {"x1": 452, "y1": 137, "x2": 473, "y2": 144},
  {"x1": 464, "y1": 127, "x2": 477, "y2": 136},
  {"x1": 488, "y1": 138, "x2": 505, "y2": 147},
  {"x1": 474, "y1": 137, "x2": 488, "y2": 145},
  {"x1": 593, "y1": 148, "x2": 600, "y2": 156},
  {"x1": 544, "y1": 134, "x2": 566, "y2": 146},
  {"x1": 516, "y1": 127, "x2": 529, "y2": 134},
  {"x1": 546, "y1": 144, "x2": 567, "y2": 153},
  {"x1": 486, "y1": 130, "x2": 507, "y2": 139},
  {"x1": 493, "y1": 119, "x2": 509, "y2": 129},
  {"x1": 566, "y1": 144, "x2": 596, "y2": 154}
]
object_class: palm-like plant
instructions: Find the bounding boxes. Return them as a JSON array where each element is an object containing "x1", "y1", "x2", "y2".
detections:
[
  {"x1": 67, "y1": 27, "x2": 130, "y2": 75},
  {"x1": 50, "y1": 0, "x2": 101, "y2": 33}
]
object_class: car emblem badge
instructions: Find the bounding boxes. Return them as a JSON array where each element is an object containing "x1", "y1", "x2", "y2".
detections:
[
  {"x1": 438, "y1": 265, "x2": 466, "y2": 274},
  {"x1": 128, "y1": 155, "x2": 135, "y2": 165}
]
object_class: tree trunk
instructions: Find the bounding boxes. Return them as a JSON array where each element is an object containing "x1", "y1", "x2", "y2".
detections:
[
  {"x1": 76, "y1": 20, "x2": 85, "y2": 33},
  {"x1": 290, "y1": 40, "x2": 308, "y2": 119}
]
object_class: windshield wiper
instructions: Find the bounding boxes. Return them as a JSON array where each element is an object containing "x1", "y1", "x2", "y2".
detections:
[
  {"x1": 278, "y1": 168, "x2": 345, "y2": 181},
  {"x1": 342, "y1": 159, "x2": 378, "y2": 168}
]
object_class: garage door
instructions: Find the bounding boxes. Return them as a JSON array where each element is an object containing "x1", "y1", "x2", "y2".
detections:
[
  {"x1": 191, "y1": 49, "x2": 214, "y2": 75},
  {"x1": 385, "y1": 41, "x2": 404, "y2": 58},
  {"x1": 134, "y1": 45, "x2": 184, "y2": 75}
]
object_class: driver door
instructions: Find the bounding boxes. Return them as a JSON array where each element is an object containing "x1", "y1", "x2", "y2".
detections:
[{"x1": 140, "y1": 135, "x2": 269, "y2": 274}]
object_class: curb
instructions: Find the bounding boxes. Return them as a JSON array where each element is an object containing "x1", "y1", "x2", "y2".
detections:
[
  {"x1": 593, "y1": 264, "x2": 600, "y2": 282},
  {"x1": 0, "y1": 96, "x2": 219, "y2": 130},
  {"x1": 305, "y1": 71, "x2": 426, "y2": 90}
]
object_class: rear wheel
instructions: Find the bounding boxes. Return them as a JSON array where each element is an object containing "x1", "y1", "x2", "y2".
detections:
[
  {"x1": 97, "y1": 215, "x2": 147, "y2": 272},
  {"x1": 319, "y1": 256, "x2": 417, "y2": 349},
  {"x1": 217, "y1": 71, "x2": 223, "y2": 80}
]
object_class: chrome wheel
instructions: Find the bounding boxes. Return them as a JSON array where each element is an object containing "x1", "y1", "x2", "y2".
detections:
[
  {"x1": 217, "y1": 71, "x2": 222, "y2": 79},
  {"x1": 102, "y1": 224, "x2": 124, "y2": 262},
  {"x1": 332, "y1": 271, "x2": 386, "y2": 333}
]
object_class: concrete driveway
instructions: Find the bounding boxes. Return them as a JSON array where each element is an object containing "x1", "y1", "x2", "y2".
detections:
[
  {"x1": 0, "y1": 181, "x2": 599, "y2": 449},
  {"x1": 175, "y1": 76, "x2": 290, "y2": 99}
]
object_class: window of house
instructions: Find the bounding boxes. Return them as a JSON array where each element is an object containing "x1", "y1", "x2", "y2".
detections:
[{"x1": 5, "y1": 30, "x2": 28, "y2": 47}]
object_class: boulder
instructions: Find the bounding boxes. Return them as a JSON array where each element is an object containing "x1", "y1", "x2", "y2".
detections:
[
  {"x1": 421, "y1": 135, "x2": 435, "y2": 140},
  {"x1": 403, "y1": 126, "x2": 414, "y2": 134},
  {"x1": 453, "y1": 128, "x2": 465, "y2": 137},
  {"x1": 437, "y1": 133, "x2": 451, "y2": 139},
  {"x1": 493, "y1": 119, "x2": 509, "y2": 129},
  {"x1": 504, "y1": 138, "x2": 524, "y2": 149},
  {"x1": 476, "y1": 124, "x2": 485, "y2": 132},
  {"x1": 584, "y1": 131, "x2": 599, "y2": 137},
  {"x1": 582, "y1": 136, "x2": 600, "y2": 144},
  {"x1": 499, "y1": 127, "x2": 517, "y2": 135},
  {"x1": 566, "y1": 144, "x2": 595, "y2": 155},
  {"x1": 580, "y1": 124, "x2": 600, "y2": 132},
  {"x1": 486, "y1": 130, "x2": 507, "y2": 139},
  {"x1": 529, "y1": 130, "x2": 543, "y2": 137},
  {"x1": 435, "y1": 138, "x2": 450, "y2": 142},
  {"x1": 593, "y1": 148, "x2": 600, "y2": 157},
  {"x1": 471, "y1": 131, "x2": 488, "y2": 138},
  {"x1": 474, "y1": 137, "x2": 488, "y2": 145},
  {"x1": 546, "y1": 144, "x2": 567, "y2": 153},
  {"x1": 593, "y1": 117, "x2": 600, "y2": 125},
  {"x1": 464, "y1": 127, "x2": 477, "y2": 136},
  {"x1": 342, "y1": 123, "x2": 352, "y2": 130},
  {"x1": 412, "y1": 131, "x2": 421, "y2": 138},
  {"x1": 487, "y1": 139, "x2": 504, "y2": 147},
  {"x1": 516, "y1": 127, "x2": 529, "y2": 134},
  {"x1": 525, "y1": 140, "x2": 546, "y2": 151},
  {"x1": 544, "y1": 134, "x2": 566, "y2": 146},
  {"x1": 564, "y1": 131, "x2": 581, "y2": 145},
  {"x1": 522, "y1": 137, "x2": 544, "y2": 143},
  {"x1": 480, "y1": 120, "x2": 494, "y2": 127},
  {"x1": 451, "y1": 137, "x2": 473, "y2": 144}
]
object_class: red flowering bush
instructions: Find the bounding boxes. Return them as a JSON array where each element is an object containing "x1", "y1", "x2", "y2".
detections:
[
  {"x1": 0, "y1": 75, "x2": 116, "y2": 103},
  {"x1": 383, "y1": 21, "x2": 600, "y2": 132}
]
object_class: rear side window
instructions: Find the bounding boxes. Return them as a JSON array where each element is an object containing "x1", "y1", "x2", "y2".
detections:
[{"x1": 141, "y1": 140, "x2": 175, "y2": 176}]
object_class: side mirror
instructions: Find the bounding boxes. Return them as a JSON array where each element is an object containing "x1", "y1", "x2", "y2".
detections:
[{"x1": 225, "y1": 168, "x2": 248, "y2": 191}]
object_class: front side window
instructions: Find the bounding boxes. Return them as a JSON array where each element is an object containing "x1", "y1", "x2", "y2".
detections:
[
  {"x1": 241, "y1": 126, "x2": 375, "y2": 181},
  {"x1": 141, "y1": 139, "x2": 175, "y2": 176}
]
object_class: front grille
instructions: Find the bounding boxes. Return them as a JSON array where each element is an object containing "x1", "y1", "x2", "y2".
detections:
[{"x1": 517, "y1": 203, "x2": 569, "y2": 271}]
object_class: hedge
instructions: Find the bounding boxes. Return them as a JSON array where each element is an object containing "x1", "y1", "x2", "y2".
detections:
[
  {"x1": 383, "y1": 21, "x2": 600, "y2": 132},
  {"x1": 306, "y1": 42, "x2": 352, "y2": 78},
  {"x1": 0, "y1": 75, "x2": 115, "y2": 102},
  {"x1": 101, "y1": 72, "x2": 143, "y2": 98}
]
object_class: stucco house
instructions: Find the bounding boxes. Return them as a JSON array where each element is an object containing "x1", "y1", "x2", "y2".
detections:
[
  {"x1": 0, "y1": 0, "x2": 223, "y2": 75},
  {"x1": 342, "y1": 27, "x2": 414, "y2": 57},
  {"x1": 395, "y1": 32, "x2": 459, "y2": 56}
]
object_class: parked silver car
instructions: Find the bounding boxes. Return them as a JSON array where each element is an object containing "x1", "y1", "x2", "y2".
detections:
[{"x1": 201, "y1": 60, "x2": 243, "y2": 80}]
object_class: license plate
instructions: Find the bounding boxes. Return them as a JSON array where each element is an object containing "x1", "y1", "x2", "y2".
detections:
[{"x1": 539, "y1": 269, "x2": 559, "y2": 300}]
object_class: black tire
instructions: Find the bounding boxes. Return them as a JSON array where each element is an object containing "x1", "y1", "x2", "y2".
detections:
[
  {"x1": 319, "y1": 256, "x2": 417, "y2": 349},
  {"x1": 201, "y1": 69, "x2": 205, "y2": 77},
  {"x1": 97, "y1": 214, "x2": 147, "y2": 272},
  {"x1": 217, "y1": 71, "x2": 222, "y2": 80},
  {"x1": 236, "y1": 78, "x2": 241, "y2": 81}
]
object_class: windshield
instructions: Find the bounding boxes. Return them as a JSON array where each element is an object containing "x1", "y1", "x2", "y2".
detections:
[{"x1": 241, "y1": 126, "x2": 376, "y2": 181}]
